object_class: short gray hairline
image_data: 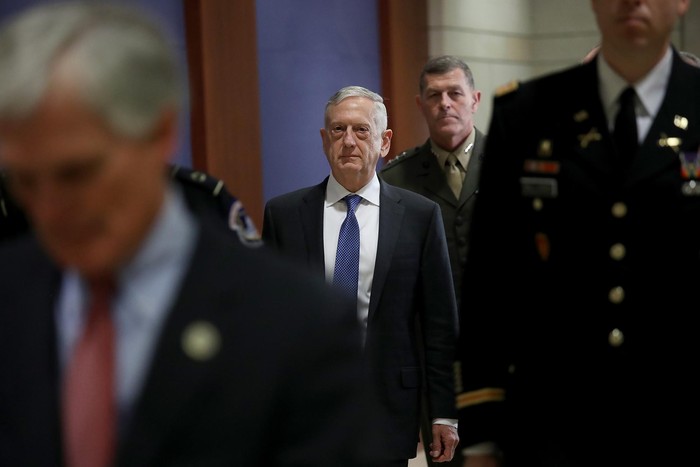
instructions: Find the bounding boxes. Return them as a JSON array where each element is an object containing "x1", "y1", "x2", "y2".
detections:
[
  {"x1": 0, "y1": 2, "x2": 184, "y2": 140},
  {"x1": 324, "y1": 85, "x2": 388, "y2": 133}
]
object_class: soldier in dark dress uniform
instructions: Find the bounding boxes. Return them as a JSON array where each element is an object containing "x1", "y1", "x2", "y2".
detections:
[{"x1": 458, "y1": 1, "x2": 700, "y2": 466}]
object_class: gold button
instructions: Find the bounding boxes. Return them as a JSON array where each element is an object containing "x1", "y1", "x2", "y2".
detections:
[
  {"x1": 611, "y1": 202, "x2": 627, "y2": 218},
  {"x1": 537, "y1": 139, "x2": 552, "y2": 157},
  {"x1": 609, "y1": 243, "x2": 626, "y2": 260},
  {"x1": 190, "y1": 171, "x2": 207, "y2": 183},
  {"x1": 182, "y1": 321, "x2": 221, "y2": 361},
  {"x1": 532, "y1": 198, "x2": 543, "y2": 211},
  {"x1": 608, "y1": 328, "x2": 624, "y2": 347},
  {"x1": 608, "y1": 286, "x2": 625, "y2": 304}
]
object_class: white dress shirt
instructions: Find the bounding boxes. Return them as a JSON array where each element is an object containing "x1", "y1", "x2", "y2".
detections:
[
  {"x1": 598, "y1": 46, "x2": 672, "y2": 142},
  {"x1": 323, "y1": 173, "x2": 380, "y2": 338}
]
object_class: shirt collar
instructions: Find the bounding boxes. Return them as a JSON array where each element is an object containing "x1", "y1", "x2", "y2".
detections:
[
  {"x1": 326, "y1": 172, "x2": 381, "y2": 207},
  {"x1": 598, "y1": 46, "x2": 672, "y2": 121},
  {"x1": 430, "y1": 130, "x2": 476, "y2": 169}
]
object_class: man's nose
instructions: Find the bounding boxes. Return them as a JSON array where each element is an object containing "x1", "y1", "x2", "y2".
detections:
[
  {"x1": 440, "y1": 93, "x2": 452, "y2": 108},
  {"x1": 343, "y1": 130, "x2": 357, "y2": 147}
]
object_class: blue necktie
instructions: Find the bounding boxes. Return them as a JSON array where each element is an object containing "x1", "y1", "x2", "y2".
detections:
[{"x1": 333, "y1": 194, "x2": 361, "y2": 299}]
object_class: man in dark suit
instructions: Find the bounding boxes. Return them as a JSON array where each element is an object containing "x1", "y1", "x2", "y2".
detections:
[
  {"x1": 262, "y1": 85, "x2": 460, "y2": 466},
  {"x1": 379, "y1": 55, "x2": 484, "y2": 467},
  {"x1": 0, "y1": 3, "x2": 368, "y2": 466},
  {"x1": 458, "y1": 0, "x2": 699, "y2": 466}
]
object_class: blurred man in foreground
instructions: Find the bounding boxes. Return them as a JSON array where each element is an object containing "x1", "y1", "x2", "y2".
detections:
[{"x1": 0, "y1": 3, "x2": 367, "y2": 466}]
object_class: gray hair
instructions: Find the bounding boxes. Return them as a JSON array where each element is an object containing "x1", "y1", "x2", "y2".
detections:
[
  {"x1": 325, "y1": 85, "x2": 388, "y2": 133},
  {"x1": 419, "y1": 55, "x2": 475, "y2": 93},
  {"x1": 0, "y1": 1, "x2": 183, "y2": 139}
]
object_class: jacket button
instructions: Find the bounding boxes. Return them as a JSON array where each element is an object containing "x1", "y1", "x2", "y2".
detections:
[
  {"x1": 609, "y1": 243, "x2": 626, "y2": 260},
  {"x1": 608, "y1": 328, "x2": 624, "y2": 347},
  {"x1": 611, "y1": 202, "x2": 627, "y2": 218},
  {"x1": 608, "y1": 286, "x2": 625, "y2": 304}
]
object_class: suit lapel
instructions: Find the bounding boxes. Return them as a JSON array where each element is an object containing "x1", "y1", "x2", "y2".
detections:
[
  {"x1": 627, "y1": 53, "x2": 700, "y2": 187},
  {"x1": 565, "y1": 61, "x2": 617, "y2": 179},
  {"x1": 458, "y1": 128, "x2": 485, "y2": 206},
  {"x1": 415, "y1": 141, "x2": 459, "y2": 207},
  {"x1": 9, "y1": 243, "x2": 64, "y2": 464},
  {"x1": 117, "y1": 227, "x2": 227, "y2": 466},
  {"x1": 369, "y1": 182, "x2": 404, "y2": 319},
  {"x1": 28, "y1": 282, "x2": 63, "y2": 462},
  {"x1": 300, "y1": 181, "x2": 327, "y2": 275}
]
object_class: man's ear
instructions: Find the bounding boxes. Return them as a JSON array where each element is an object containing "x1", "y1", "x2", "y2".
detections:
[
  {"x1": 472, "y1": 90, "x2": 482, "y2": 112},
  {"x1": 150, "y1": 108, "x2": 179, "y2": 164},
  {"x1": 380, "y1": 129, "x2": 393, "y2": 158}
]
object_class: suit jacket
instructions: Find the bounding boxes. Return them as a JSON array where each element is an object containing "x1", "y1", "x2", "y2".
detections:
[
  {"x1": 458, "y1": 49, "x2": 700, "y2": 466},
  {"x1": 379, "y1": 128, "x2": 486, "y2": 307},
  {"x1": 0, "y1": 171, "x2": 29, "y2": 243},
  {"x1": 262, "y1": 177, "x2": 459, "y2": 460},
  {"x1": 0, "y1": 218, "x2": 368, "y2": 466}
]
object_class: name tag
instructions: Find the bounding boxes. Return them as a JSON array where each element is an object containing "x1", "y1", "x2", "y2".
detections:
[{"x1": 520, "y1": 177, "x2": 558, "y2": 198}]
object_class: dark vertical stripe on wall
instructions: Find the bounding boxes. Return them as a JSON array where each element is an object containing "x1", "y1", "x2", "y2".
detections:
[
  {"x1": 183, "y1": 0, "x2": 264, "y2": 230},
  {"x1": 183, "y1": 1, "x2": 207, "y2": 171},
  {"x1": 378, "y1": 0, "x2": 429, "y2": 163}
]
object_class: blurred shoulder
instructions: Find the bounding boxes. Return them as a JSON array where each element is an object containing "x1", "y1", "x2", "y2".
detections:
[
  {"x1": 170, "y1": 164, "x2": 227, "y2": 197},
  {"x1": 381, "y1": 146, "x2": 422, "y2": 172},
  {"x1": 169, "y1": 164, "x2": 262, "y2": 247},
  {"x1": 494, "y1": 79, "x2": 520, "y2": 99},
  {"x1": 495, "y1": 61, "x2": 585, "y2": 96}
]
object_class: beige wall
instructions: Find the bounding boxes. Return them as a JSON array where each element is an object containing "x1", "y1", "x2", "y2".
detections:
[
  {"x1": 427, "y1": 0, "x2": 699, "y2": 133},
  {"x1": 682, "y1": 4, "x2": 700, "y2": 56}
]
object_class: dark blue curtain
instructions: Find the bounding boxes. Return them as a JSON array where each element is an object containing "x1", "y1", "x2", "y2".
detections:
[{"x1": 256, "y1": 0, "x2": 381, "y2": 201}]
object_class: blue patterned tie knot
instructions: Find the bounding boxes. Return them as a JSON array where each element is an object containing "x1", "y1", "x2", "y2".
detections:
[{"x1": 333, "y1": 194, "x2": 361, "y2": 300}]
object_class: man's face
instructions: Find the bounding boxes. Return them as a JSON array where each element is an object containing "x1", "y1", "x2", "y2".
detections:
[
  {"x1": 320, "y1": 96, "x2": 392, "y2": 192},
  {"x1": 591, "y1": 0, "x2": 689, "y2": 50},
  {"x1": 417, "y1": 68, "x2": 480, "y2": 152},
  {"x1": 0, "y1": 79, "x2": 172, "y2": 278}
]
